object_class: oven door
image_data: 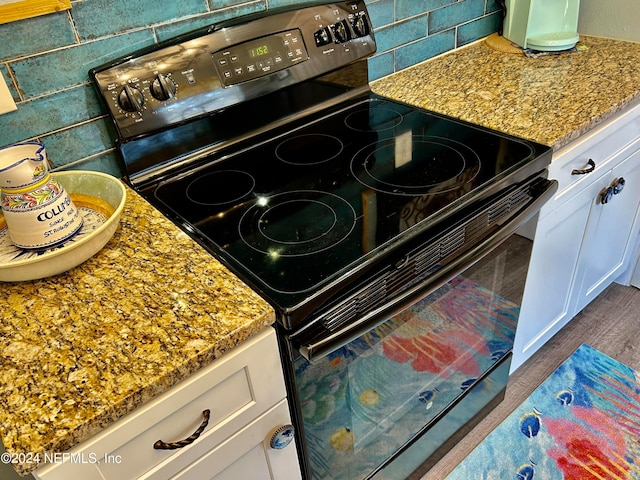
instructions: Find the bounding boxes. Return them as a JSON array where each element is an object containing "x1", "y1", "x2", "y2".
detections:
[{"x1": 278, "y1": 178, "x2": 557, "y2": 480}]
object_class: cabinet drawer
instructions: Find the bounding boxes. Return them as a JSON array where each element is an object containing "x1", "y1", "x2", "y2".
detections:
[
  {"x1": 167, "y1": 400, "x2": 301, "y2": 480},
  {"x1": 548, "y1": 101, "x2": 640, "y2": 205},
  {"x1": 35, "y1": 328, "x2": 286, "y2": 480}
]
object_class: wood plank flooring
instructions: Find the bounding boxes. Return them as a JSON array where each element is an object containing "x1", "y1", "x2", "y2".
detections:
[{"x1": 416, "y1": 282, "x2": 640, "y2": 479}]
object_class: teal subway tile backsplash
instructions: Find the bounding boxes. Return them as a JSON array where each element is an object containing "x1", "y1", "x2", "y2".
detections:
[
  {"x1": 62, "y1": 150, "x2": 123, "y2": 175},
  {"x1": 366, "y1": 0, "x2": 394, "y2": 27},
  {"x1": 12, "y1": 31, "x2": 155, "y2": 99},
  {"x1": 2, "y1": 85, "x2": 102, "y2": 146},
  {"x1": 374, "y1": 17, "x2": 426, "y2": 52},
  {"x1": 155, "y1": 4, "x2": 266, "y2": 41},
  {"x1": 458, "y1": 13, "x2": 502, "y2": 46},
  {"x1": 42, "y1": 120, "x2": 118, "y2": 170},
  {"x1": 395, "y1": 29, "x2": 456, "y2": 70},
  {"x1": 0, "y1": 13, "x2": 75, "y2": 62},
  {"x1": 0, "y1": 0, "x2": 501, "y2": 176},
  {"x1": 71, "y1": 0, "x2": 209, "y2": 41},
  {"x1": 429, "y1": 0, "x2": 485, "y2": 34},
  {"x1": 368, "y1": 51, "x2": 395, "y2": 80},
  {"x1": 396, "y1": 0, "x2": 453, "y2": 20}
]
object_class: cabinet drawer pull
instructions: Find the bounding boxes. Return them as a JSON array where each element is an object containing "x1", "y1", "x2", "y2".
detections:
[
  {"x1": 153, "y1": 409, "x2": 211, "y2": 450},
  {"x1": 571, "y1": 159, "x2": 596, "y2": 175}
]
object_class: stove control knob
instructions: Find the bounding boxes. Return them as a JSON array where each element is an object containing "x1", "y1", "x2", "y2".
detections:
[
  {"x1": 150, "y1": 73, "x2": 177, "y2": 101},
  {"x1": 352, "y1": 16, "x2": 369, "y2": 37},
  {"x1": 117, "y1": 84, "x2": 145, "y2": 113},
  {"x1": 314, "y1": 27, "x2": 333, "y2": 47},
  {"x1": 332, "y1": 20, "x2": 351, "y2": 44}
]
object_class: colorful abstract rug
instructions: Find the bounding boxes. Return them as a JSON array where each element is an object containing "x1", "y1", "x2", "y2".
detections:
[{"x1": 445, "y1": 344, "x2": 640, "y2": 479}]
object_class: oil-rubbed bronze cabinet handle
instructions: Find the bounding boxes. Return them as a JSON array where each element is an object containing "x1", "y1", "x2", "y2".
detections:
[
  {"x1": 153, "y1": 409, "x2": 211, "y2": 450},
  {"x1": 571, "y1": 159, "x2": 596, "y2": 175}
]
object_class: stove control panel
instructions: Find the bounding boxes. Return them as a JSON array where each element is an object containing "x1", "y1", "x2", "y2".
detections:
[
  {"x1": 90, "y1": 1, "x2": 375, "y2": 140},
  {"x1": 212, "y1": 29, "x2": 308, "y2": 87}
]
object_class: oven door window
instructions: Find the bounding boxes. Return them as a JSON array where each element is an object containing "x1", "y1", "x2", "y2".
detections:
[{"x1": 294, "y1": 233, "x2": 530, "y2": 480}]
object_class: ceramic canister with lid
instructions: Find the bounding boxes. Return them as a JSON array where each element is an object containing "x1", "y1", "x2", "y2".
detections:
[{"x1": 0, "y1": 142, "x2": 83, "y2": 249}]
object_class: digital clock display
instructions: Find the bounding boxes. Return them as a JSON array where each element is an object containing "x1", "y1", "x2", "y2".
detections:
[{"x1": 249, "y1": 45, "x2": 269, "y2": 58}]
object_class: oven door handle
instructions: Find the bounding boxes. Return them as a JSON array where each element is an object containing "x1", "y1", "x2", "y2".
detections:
[{"x1": 299, "y1": 178, "x2": 558, "y2": 362}]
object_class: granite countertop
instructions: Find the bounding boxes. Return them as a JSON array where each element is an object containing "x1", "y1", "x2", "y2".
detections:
[
  {"x1": 0, "y1": 187, "x2": 275, "y2": 476},
  {"x1": 372, "y1": 35, "x2": 640, "y2": 151}
]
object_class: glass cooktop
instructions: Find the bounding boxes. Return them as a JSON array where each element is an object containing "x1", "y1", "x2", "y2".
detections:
[{"x1": 151, "y1": 95, "x2": 542, "y2": 309}]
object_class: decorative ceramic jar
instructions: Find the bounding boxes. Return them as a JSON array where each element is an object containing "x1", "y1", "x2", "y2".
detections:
[{"x1": 0, "y1": 142, "x2": 83, "y2": 249}]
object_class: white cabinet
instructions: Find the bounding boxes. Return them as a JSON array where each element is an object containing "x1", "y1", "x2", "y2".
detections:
[
  {"x1": 512, "y1": 101, "x2": 640, "y2": 371},
  {"x1": 34, "y1": 328, "x2": 301, "y2": 480},
  {"x1": 572, "y1": 148, "x2": 640, "y2": 309}
]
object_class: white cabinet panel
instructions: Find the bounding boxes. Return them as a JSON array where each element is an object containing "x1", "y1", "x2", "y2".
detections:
[{"x1": 513, "y1": 186, "x2": 593, "y2": 364}]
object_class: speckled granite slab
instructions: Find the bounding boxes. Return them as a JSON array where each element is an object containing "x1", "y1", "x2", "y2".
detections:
[
  {"x1": 372, "y1": 36, "x2": 640, "y2": 151},
  {"x1": 0, "y1": 187, "x2": 274, "y2": 476}
]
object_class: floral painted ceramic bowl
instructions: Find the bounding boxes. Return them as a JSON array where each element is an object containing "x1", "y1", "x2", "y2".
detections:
[{"x1": 0, "y1": 170, "x2": 126, "y2": 282}]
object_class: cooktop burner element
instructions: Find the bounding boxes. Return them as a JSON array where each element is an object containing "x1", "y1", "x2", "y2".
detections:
[
  {"x1": 239, "y1": 190, "x2": 357, "y2": 257},
  {"x1": 350, "y1": 135, "x2": 480, "y2": 196},
  {"x1": 276, "y1": 134, "x2": 344, "y2": 165},
  {"x1": 344, "y1": 101, "x2": 404, "y2": 131},
  {"x1": 186, "y1": 170, "x2": 255, "y2": 206}
]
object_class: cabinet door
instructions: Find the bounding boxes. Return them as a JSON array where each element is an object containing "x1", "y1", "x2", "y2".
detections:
[
  {"x1": 511, "y1": 190, "x2": 594, "y2": 371},
  {"x1": 572, "y1": 147, "x2": 640, "y2": 312},
  {"x1": 169, "y1": 400, "x2": 301, "y2": 480}
]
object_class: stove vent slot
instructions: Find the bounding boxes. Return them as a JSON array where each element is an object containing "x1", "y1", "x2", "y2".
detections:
[
  {"x1": 488, "y1": 187, "x2": 530, "y2": 224},
  {"x1": 322, "y1": 225, "x2": 466, "y2": 332},
  {"x1": 319, "y1": 184, "x2": 534, "y2": 333},
  {"x1": 385, "y1": 264, "x2": 415, "y2": 294},
  {"x1": 322, "y1": 279, "x2": 387, "y2": 331}
]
